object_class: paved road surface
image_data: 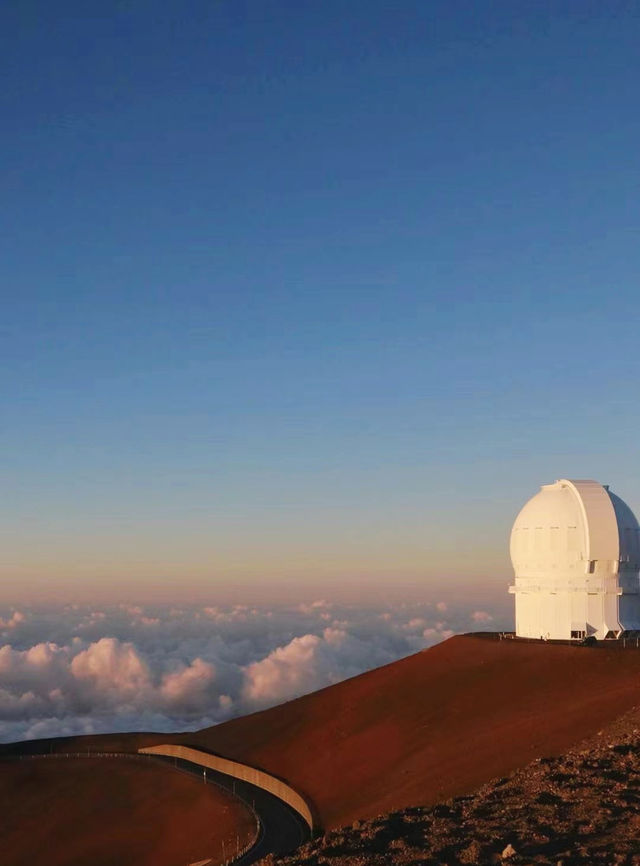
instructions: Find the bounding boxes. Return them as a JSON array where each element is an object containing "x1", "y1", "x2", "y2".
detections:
[{"x1": 154, "y1": 755, "x2": 311, "y2": 864}]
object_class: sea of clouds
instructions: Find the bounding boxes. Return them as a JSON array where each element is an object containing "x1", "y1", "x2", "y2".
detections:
[{"x1": 0, "y1": 599, "x2": 505, "y2": 743}]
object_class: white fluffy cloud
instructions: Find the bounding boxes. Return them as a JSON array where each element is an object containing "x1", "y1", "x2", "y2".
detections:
[
  {"x1": 160, "y1": 658, "x2": 217, "y2": 710},
  {"x1": 0, "y1": 611, "x2": 26, "y2": 629},
  {"x1": 243, "y1": 633, "x2": 325, "y2": 706},
  {"x1": 0, "y1": 599, "x2": 509, "y2": 743},
  {"x1": 242, "y1": 624, "x2": 405, "y2": 709},
  {"x1": 71, "y1": 638, "x2": 153, "y2": 706},
  {"x1": 471, "y1": 610, "x2": 494, "y2": 624}
]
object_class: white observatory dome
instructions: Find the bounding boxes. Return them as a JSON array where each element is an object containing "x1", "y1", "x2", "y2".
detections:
[{"x1": 509, "y1": 479, "x2": 640, "y2": 640}]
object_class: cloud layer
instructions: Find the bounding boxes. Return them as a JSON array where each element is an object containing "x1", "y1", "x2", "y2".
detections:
[{"x1": 0, "y1": 600, "x2": 508, "y2": 742}]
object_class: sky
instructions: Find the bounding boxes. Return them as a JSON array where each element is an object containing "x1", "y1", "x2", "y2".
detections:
[{"x1": 2, "y1": 1, "x2": 640, "y2": 606}]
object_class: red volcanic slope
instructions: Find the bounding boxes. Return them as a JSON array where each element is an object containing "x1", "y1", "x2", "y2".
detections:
[
  {"x1": 180, "y1": 635, "x2": 640, "y2": 829},
  {"x1": 0, "y1": 757, "x2": 255, "y2": 866}
]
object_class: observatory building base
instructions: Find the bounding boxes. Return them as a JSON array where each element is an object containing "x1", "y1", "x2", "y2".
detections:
[{"x1": 509, "y1": 480, "x2": 640, "y2": 642}]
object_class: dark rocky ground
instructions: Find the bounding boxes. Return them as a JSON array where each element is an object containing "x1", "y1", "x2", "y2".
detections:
[{"x1": 266, "y1": 707, "x2": 640, "y2": 866}]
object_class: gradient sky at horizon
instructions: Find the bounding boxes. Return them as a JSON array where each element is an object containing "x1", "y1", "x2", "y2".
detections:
[{"x1": 2, "y1": 1, "x2": 640, "y2": 605}]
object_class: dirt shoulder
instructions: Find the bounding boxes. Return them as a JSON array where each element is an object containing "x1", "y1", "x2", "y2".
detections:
[{"x1": 0, "y1": 755, "x2": 256, "y2": 866}]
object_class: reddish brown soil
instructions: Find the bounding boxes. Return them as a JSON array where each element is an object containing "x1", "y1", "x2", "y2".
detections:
[
  {"x1": 5, "y1": 635, "x2": 640, "y2": 843},
  {"x1": 270, "y1": 706, "x2": 640, "y2": 866},
  {"x1": 179, "y1": 635, "x2": 640, "y2": 829},
  {"x1": 0, "y1": 756, "x2": 256, "y2": 866}
]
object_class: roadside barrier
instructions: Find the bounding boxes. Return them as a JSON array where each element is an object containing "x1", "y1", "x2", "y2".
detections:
[
  {"x1": 139, "y1": 744, "x2": 314, "y2": 833},
  {"x1": 143, "y1": 752, "x2": 262, "y2": 865}
]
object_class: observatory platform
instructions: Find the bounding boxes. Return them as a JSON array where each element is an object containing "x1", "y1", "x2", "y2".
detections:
[{"x1": 510, "y1": 479, "x2": 640, "y2": 641}]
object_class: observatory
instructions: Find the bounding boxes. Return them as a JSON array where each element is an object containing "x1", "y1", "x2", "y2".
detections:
[{"x1": 509, "y1": 479, "x2": 640, "y2": 640}]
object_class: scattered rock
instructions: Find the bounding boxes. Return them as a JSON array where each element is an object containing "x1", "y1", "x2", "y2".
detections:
[
  {"x1": 459, "y1": 840, "x2": 482, "y2": 863},
  {"x1": 270, "y1": 703, "x2": 640, "y2": 866}
]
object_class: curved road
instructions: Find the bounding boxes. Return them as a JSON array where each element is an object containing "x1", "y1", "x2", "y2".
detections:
[
  {"x1": 151, "y1": 754, "x2": 311, "y2": 864},
  {"x1": 1, "y1": 750, "x2": 311, "y2": 865}
]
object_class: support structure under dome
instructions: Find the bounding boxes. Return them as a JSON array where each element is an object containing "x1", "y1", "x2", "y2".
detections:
[{"x1": 509, "y1": 479, "x2": 640, "y2": 640}]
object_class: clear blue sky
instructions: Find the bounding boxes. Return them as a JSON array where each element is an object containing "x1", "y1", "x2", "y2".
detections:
[{"x1": 2, "y1": 1, "x2": 639, "y2": 603}]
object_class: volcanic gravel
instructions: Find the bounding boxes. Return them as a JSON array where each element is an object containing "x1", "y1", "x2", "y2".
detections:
[{"x1": 269, "y1": 707, "x2": 640, "y2": 866}]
